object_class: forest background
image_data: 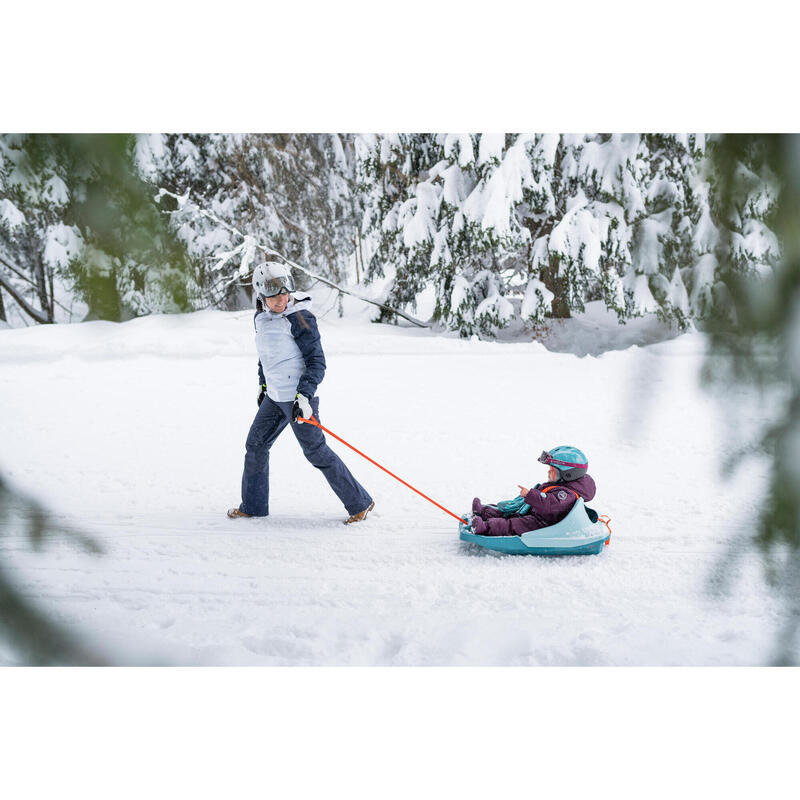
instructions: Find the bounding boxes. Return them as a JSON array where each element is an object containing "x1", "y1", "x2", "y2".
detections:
[{"x1": 0, "y1": 132, "x2": 780, "y2": 338}]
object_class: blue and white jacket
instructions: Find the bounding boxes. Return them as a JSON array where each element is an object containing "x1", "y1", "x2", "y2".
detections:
[{"x1": 254, "y1": 295, "x2": 326, "y2": 403}]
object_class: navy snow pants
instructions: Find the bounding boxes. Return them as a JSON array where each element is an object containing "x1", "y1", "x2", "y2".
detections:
[{"x1": 239, "y1": 396, "x2": 372, "y2": 517}]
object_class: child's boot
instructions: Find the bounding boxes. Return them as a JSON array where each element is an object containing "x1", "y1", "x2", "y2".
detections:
[{"x1": 472, "y1": 516, "x2": 488, "y2": 535}]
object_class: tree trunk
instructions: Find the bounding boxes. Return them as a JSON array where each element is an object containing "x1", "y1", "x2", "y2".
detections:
[
  {"x1": 0, "y1": 286, "x2": 6, "y2": 322},
  {"x1": 48, "y1": 267, "x2": 55, "y2": 321},
  {"x1": 0, "y1": 271, "x2": 52, "y2": 324},
  {"x1": 540, "y1": 256, "x2": 572, "y2": 319},
  {"x1": 32, "y1": 251, "x2": 52, "y2": 322},
  {"x1": 81, "y1": 272, "x2": 123, "y2": 322}
]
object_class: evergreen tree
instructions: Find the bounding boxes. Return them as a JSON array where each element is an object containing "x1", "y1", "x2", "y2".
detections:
[
  {"x1": 2, "y1": 132, "x2": 781, "y2": 334},
  {"x1": 0, "y1": 134, "x2": 195, "y2": 323},
  {"x1": 0, "y1": 135, "x2": 81, "y2": 324},
  {"x1": 545, "y1": 133, "x2": 703, "y2": 326},
  {"x1": 358, "y1": 133, "x2": 547, "y2": 335},
  {"x1": 355, "y1": 134, "x2": 449, "y2": 321},
  {"x1": 0, "y1": 476, "x2": 105, "y2": 664},
  {"x1": 703, "y1": 135, "x2": 781, "y2": 314},
  {"x1": 356, "y1": 133, "x2": 753, "y2": 337},
  {"x1": 139, "y1": 133, "x2": 361, "y2": 307},
  {"x1": 705, "y1": 134, "x2": 799, "y2": 663}
]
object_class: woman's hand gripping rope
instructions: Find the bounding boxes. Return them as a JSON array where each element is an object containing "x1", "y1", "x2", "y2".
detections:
[{"x1": 292, "y1": 394, "x2": 313, "y2": 423}]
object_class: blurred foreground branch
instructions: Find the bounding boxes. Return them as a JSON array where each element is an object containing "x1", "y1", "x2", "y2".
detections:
[
  {"x1": 707, "y1": 134, "x2": 800, "y2": 663},
  {"x1": 0, "y1": 475, "x2": 106, "y2": 665}
]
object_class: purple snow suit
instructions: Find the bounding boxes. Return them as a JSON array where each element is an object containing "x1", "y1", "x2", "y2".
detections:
[{"x1": 473, "y1": 474, "x2": 596, "y2": 536}]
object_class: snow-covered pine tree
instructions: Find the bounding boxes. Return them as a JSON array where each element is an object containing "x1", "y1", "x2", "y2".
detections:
[
  {"x1": 631, "y1": 134, "x2": 703, "y2": 327},
  {"x1": 3, "y1": 133, "x2": 778, "y2": 331},
  {"x1": 140, "y1": 134, "x2": 361, "y2": 308},
  {"x1": 356, "y1": 133, "x2": 754, "y2": 337},
  {"x1": 552, "y1": 133, "x2": 704, "y2": 327},
  {"x1": 357, "y1": 133, "x2": 548, "y2": 335},
  {"x1": 357, "y1": 133, "x2": 636, "y2": 336},
  {"x1": 449, "y1": 133, "x2": 543, "y2": 335},
  {"x1": 0, "y1": 135, "x2": 83, "y2": 324},
  {"x1": 135, "y1": 133, "x2": 240, "y2": 308},
  {"x1": 356, "y1": 134, "x2": 450, "y2": 323},
  {"x1": 701, "y1": 134, "x2": 781, "y2": 318},
  {"x1": 0, "y1": 134, "x2": 195, "y2": 324}
]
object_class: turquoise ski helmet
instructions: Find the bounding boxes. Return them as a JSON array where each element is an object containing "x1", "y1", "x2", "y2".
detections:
[{"x1": 538, "y1": 446, "x2": 588, "y2": 481}]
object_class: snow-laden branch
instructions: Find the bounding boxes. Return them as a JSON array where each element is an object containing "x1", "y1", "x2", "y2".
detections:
[
  {"x1": 0, "y1": 254, "x2": 40, "y2": 289},
  {"x1": 155, "y1": 187, "x2": 430, "y2": 329},
  {"x1": 0, "y1": 268, "x2": 51, "y2": 324}
]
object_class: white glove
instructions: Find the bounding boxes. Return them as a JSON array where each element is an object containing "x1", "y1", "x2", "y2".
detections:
[{"x1": 292, "y1": 393, "x2": 313, "y2": 423}]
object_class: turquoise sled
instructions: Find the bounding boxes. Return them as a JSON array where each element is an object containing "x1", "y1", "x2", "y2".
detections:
[{"x1": 459, "y1": 497, "x2": 610, "y2": 555}]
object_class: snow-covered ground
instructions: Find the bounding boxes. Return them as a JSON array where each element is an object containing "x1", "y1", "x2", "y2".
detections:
[{"x1": 0, "y1": 295, "x2": 786, "y2": 665}]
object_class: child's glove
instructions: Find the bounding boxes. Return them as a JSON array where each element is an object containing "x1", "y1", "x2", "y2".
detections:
[
  {"x1": 257, "y1": 384, "x2": 267, "y2": 406},
  {"x1": 292, "y1": 393, "x2": 313, "y2": 422},
  {"x1": 496, "y1": 495, "x2": 531, "y2": 517}
]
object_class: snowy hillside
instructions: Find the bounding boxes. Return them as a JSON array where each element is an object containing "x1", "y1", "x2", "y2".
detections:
[{"x1": 0, "y1": 295, "x2": 785, "y2": 665}]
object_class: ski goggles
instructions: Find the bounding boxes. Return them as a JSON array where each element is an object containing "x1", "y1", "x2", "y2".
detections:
[
  {"x1": 538, "y1": 450, "x2": 588, "y2": 469},
  {"x1": 261, "y1": 275, "x2": 296, "y2": 298}
]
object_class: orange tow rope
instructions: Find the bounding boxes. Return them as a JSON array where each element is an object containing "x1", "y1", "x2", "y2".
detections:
[
  {"x1": 299, "y1": 416, "x2": 468, "y2": 524},
  {"x1": 598, "y1": 514, "x2": 612, "y2": 545}
]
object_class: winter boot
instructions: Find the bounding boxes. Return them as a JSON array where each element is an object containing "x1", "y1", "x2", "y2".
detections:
[
  {"x1": 472, "y1": 497, "x2": 483, "y2": 515},
  {"x1": 344, "y1": 501, "x2": 375, "y2": 525},
  {"x1": 227, "y1": 507, "x2": 251, "y2": 519},
  {"x1": 472, "y1": 516, "x2": 488, "y2": 535}
]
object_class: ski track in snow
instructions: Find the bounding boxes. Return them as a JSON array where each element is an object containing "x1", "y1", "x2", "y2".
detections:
[{"x1": 0, "y1": 303, "x2": 785, "y2": 665}]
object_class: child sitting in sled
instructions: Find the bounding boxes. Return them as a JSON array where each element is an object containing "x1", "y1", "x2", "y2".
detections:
[{"x1": 471, "y1": 446, "x2": 596, "y2": 537}]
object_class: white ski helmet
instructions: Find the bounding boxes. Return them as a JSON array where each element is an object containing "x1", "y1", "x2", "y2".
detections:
[{"x1": 252, "y1": 261, "x2": 296, "y2": 299}]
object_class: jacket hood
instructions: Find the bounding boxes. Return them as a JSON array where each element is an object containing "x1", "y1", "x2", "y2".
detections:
[
  {"x1": 564, "y1": 473, "x2": 596, "y2": 501},
  {"x1": 541, "y1": 473, "x2": 596, "y2": 502}
]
